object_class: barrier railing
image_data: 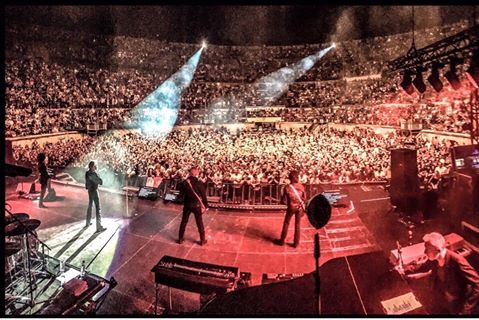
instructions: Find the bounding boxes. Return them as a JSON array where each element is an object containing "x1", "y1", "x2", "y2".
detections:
[
  {"x1": 205, "y1": 182, "x2": 283, "y2": 205},
  {"x1": 160, "y1": 180, "x2": 355, "y2": 206},
  {"x1": 53, "y1": 170, "x2": 386, "y2": 207}
]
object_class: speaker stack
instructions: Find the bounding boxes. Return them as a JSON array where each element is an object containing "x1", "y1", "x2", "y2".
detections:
[{"x1": 390, "y1": 148, "x2": 420, "y2": 215}]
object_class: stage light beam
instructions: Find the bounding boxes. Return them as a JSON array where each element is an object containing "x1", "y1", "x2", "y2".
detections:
[
  {"x1": 132, "y1": 47, "x2": 204, "y2": 137},
  {"x1": 253, "y1": 44, "x2": 335, "y2": 105}
]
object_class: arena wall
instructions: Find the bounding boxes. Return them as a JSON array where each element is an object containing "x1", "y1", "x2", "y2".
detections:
[
  {"x1": 7, "y1": 132, "x2": 85, "y2": 148},
  {"x1": 174, "y1": 123, "x2": 256, "y2": 133},
  {"x1": 277, "y1": 122, "x2": 311, "y2": 130},
  {"x1": 418, "y1": 130, "x2": 471, "y2": 145},
  {"x1": 328, "y1": 123, "x2": 397, "y2": 135}
]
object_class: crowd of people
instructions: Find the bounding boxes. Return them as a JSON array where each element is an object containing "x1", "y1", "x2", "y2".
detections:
[
  {"x1": 6, "y1": 19, "x2": 479, "y2": 315},
  {"x1": 5, "y1": 53, "x2": 474, "y2": 137},
  {"x1": 5, "y1": 19, "x2": 475, "y2": 137},
  {"x1": 12, "y1": 126, "x2": 454, "y2": 190},
  {"x1": 4, "y1": 19, "x2": 472, "y2": 190}
]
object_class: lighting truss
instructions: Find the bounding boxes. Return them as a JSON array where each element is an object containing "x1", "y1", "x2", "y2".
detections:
[
  {"x1": 386, "y1": 25, "x2": 479, "y2": 73},
  {"x1": 386, "y1": 24, "x2": 479, "y2": 143}
]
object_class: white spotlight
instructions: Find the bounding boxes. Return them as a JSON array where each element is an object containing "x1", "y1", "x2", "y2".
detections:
[
  {"x1": 201, "y1": 40, "x2": 207, "y2": 49},
  {"x1": 332, "y1": 42, "x2": 337, "y2": 48}
]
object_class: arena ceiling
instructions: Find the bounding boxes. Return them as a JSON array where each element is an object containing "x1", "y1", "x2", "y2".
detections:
[{"x1": 5, "y1": 5, "x2": 477, "y2": 46}]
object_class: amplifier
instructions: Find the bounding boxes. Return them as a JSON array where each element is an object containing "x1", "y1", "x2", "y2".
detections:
[
  {"x1": 164, "y1": 190, "x2": 180, "y2": 202},
  {"x1": 151, "y1": 256, "x2": 239, "y2": 295},
  {"x1": 138, "y1": 186, "x2": 158, "y2": 200},
  {"x1": 389, "y1": 233, "x2": 468, "y2": 266}
]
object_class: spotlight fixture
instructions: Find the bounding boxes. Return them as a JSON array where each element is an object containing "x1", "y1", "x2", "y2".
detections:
[
  {"x1": 444, "y1": 57, "x2": 462, "y2": 90},
  {"x1": 331, "y1": 42, "x2": 337, "y2": 48},
  {"x1": 465, "y1": 50, "x2": 479, "y2": 89},
  {"x1": 412, "y1": 67, "x2": 427, "y2": 94},
  {"x1": 201, "y1": 40, "x2": 207, "y2": 49},
  {"x1": 400, "y1": 70, "x2": 415, "y2": 95},
  {"x1": 427, "y1": 62, "x2": 444, "y2": 92}
]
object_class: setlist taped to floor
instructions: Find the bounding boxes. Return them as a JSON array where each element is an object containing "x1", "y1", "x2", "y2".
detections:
[{"x1": 381, "y1": 292, "x2": 423, "y2": 315}]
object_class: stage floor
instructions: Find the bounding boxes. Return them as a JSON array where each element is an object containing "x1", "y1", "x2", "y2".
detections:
[{"x1": 4, "y1": 180, "x2": 458, "y2": 315}]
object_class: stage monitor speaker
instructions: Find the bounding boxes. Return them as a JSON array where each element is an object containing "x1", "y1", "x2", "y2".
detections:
[
  {"x1": 138, "y1": 186, "x2": 159, "y2": 200},
  {"x1": 164, "y1": 190, "x2": 181, "y2": 203},
  {"x1": 390, "y1": 148, "x2": 420, "y2": 213}
]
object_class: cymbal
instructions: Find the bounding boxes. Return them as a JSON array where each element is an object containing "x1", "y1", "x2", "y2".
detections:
[
  {"x1": 5, "y1": 219, "x2": 41, "y2": 237},
  {"x1": 5, "y1": 242, "x2": 22, "y2": 256},
  {"x1": 5, "y1": 213, "x2": 30, "y2": 226}
]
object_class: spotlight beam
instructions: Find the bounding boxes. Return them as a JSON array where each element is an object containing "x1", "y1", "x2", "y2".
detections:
[
  {"x1": 67, "y1": 49, "x2": 204, "y2": 187},
  {"x1": 132, "y1": 48, "x2": 204, "y2": 137},
  {"x1": 253, "y1": 45, "x2": 335, "y2": 105}
]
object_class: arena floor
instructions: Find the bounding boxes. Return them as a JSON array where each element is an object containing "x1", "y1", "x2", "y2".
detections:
[{"x1": 4, "y1": 180, "x2": 462, "y2": 315}]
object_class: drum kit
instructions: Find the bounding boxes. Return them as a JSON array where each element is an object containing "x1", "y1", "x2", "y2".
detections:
[{"x1": 5, "y1": 208, "x2": 53, "y2": 307}]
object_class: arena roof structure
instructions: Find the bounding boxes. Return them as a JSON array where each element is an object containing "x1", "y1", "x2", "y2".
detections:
[{"x1": 5, "y1": 5, "x2": 476, "y2": 46}]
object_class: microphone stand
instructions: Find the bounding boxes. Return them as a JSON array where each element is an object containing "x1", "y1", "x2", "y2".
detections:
[
  {"x1": 305, "y1": 193, "x2": 332, "y2": 316},
  {"x1": 314, "y1": 233, "x2": 321, "y2": 315},
  {"x1": 397, "y1": 241, "x2": 404, "y2": 270}
]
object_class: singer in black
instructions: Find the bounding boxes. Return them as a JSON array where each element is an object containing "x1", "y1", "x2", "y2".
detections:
[
  {"x1": 85, "y1": 161, "x2": 106, "y2": 232},
  {"x1": 273, "y1": 170, "x2": 306, "y2": 248},
  {"x1": 398, "y1": 232, "x2": 479, "y2": 314},
  {"x1": 37, "y1": 153, "x2": 51, "y2": 208},
  {"x1": 178, "y1": 166, "x2": 209, "y2": 245}
]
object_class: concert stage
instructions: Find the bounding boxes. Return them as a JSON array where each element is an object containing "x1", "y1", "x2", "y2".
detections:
[{"x1": 4, "y1": 179, "x2": 470, "y2": 315}]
